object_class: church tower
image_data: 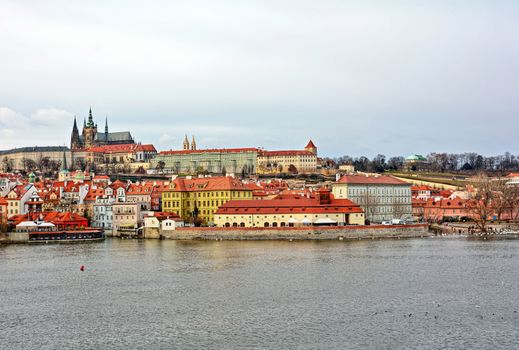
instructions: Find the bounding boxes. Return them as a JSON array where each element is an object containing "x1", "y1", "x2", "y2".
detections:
[
  {"x1": 70, "y1": 116, "x2": 81, "y2": 149},
  {"x1": 183, "y1": 134, "x2": 190, "y2": 150},
  {"x1": 82, "y1": 108, "x2": 98, "y2": 149},
  {"x1": 191, "y1": 136, "x2": 197, "y2": 150}
]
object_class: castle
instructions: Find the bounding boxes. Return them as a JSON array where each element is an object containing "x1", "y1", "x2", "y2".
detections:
[{"x1": 70, "y1": 108, "x2": 134, "y2": 150}]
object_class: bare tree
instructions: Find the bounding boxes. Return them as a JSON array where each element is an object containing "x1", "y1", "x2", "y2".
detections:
[{"x1": 467, "y1": 174, "x2": 497, "y2": 234}]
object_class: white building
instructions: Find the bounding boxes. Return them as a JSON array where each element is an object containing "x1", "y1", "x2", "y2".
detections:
[
  {"x1": 332, "y1": 174, "x2": 412, "y2": 223},
  {"x1": 92, "y1": 196, "x2": 115, "y2": 230}
]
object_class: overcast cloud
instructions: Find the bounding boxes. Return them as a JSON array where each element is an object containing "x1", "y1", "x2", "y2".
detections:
[{"x1": 0, "y1": 0, "x2": 518, "y2": 157}]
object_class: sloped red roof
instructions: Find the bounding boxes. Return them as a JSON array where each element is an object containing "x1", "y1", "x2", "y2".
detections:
[
  {"x1": 216, "y1": 196, "x2": 363, "y2": 215},
  {"x1": 160, "y1": 148, "x2": 259, "y2": 155},
  {"x1": 87, "y1": 144, "x2": 156, "y2": 154},
  {"x1": 338, "y1": 175, "x2": 409, "y2": 185},
  {"x1": 260, "y1": 150, "x2": 315, "y2": 157},
  {"x1": 168, "y1": 176, "x2": 251, "y2": 192},
  {"x1": 305, "y1": 140, "x2": 316, "y2": 149}
]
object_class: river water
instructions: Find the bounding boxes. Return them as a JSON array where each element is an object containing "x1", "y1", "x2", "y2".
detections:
[{"x1": 1, "y1": 238, "x2": 518, "y2": 349}]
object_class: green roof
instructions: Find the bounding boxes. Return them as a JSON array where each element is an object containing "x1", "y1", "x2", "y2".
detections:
[{"x1": 406, "y1": 154, "x2": 427, "y2": 161}]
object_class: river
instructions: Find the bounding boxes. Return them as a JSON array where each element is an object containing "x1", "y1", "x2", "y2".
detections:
[{"x1": 1, "y1": 238, "x2": 518, "y2": 349}]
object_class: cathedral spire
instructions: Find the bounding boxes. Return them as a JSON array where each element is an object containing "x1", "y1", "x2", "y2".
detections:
[
  {"x1": 105, "y1": 116, "x2": 108, "y2": 134},
  {"x1": 191, "y1": 135, "x2": 197, "y2": 150},
  {"x1": 72, "y1": 116, "x2": 78, "y2": 132},
  {"x1": 87, "y1": 107, "x2": 94, "y2": 127},
  {"x1": 183, "y1": 134, "x2": 190, "y2": 150}
]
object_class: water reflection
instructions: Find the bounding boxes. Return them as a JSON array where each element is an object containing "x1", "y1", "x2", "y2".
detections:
[{"x1": 1, "y1": 238, "x2": 519, "y2": 349}]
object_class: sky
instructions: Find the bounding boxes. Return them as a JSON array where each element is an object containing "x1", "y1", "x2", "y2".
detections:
[{"x1": 0, "y1": 0, "x2": 518, "y2": 158}]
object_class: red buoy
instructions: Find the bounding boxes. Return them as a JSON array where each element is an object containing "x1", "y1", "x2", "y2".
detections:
[{"x1": 80, "y1": 265, "x2": 85, "y2": 271}]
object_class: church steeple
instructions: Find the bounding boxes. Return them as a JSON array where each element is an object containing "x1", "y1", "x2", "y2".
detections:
[
  {"x1": 71, "y1": 116, "x2": 81, "y2": 149},
  {"x1": 60, "y1": 148, "x2": 68, "y2": 171},
  {"x1": 191, "y1": 135, "x2": 197, "y2": 150},
  {"x1": 105, "y1": 117, "x2": 108, "y2": 134},
  {"x1": 183, "y1": 134, "x2": 190, "y2": 150},
  {"x1": 72, "y1": 116, "x2": 78, "y2": 132},
  {"x1": 87, "y1": 107, "x2": 94, "y2": 127}
]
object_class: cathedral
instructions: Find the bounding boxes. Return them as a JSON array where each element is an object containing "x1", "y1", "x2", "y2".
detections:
[{"x1": 70, "y1": 108, "x2": 134, "y2": 150}]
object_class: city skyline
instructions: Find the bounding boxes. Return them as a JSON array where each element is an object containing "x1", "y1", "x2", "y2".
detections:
[{"x1": 1, "y1": 1, "x2": 519, "y2": 157}]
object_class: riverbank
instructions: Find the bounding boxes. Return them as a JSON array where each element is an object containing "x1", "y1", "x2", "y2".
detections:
[{"x1": 157, "y1": 224, "x2": 431, "y2": 241}]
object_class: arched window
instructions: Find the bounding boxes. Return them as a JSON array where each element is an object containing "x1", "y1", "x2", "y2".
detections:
[
  {"x1": 225, "y1": 223, "x2": 230, "y2": 227},
  {"x1": 264, "y1": 222, "x2": 270, "y2": 227},
  {"x1": 232, "y1": 223, "x2": 238, "y2": 227},
  {"x1": 280, "y1": 222, "x2": 286, "y2": 227},
  {"x1": 272, "y1": 222, "x2": 278, "y2": 227},
  {"x1": 240, "y1": 222, "x2": 245, "y2": 227}
]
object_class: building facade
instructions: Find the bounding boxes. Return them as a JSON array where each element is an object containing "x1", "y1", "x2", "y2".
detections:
[
  {"x1": 332, "y1": 175, "x2": 412, "y2": 223},
  {"x1": 214, "y1": 188, "x2": 364, "y2": 228},
  {"x1": 0, "y1": 146, "x2": 71, "y2": 172},
  {"x1": 257, "y1": 140, "x2": 318, "y2": 174},
  {"x1": 151, "y1": 148, "x2": 258, "y2": 175},
  {"x1": 162, "y1": 176, "x2": 253, "y2": 224}
]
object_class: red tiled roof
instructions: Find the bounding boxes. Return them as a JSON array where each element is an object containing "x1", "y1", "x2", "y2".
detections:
[
  {"x1": 168, "y1": 176, "x2": 251, "y2": 192},
  {"x1": 84, "y1": 188, "x2": 105, "y2": 201},
  {"x1": 159, "y1": 148, "x2": 259, "y2": 155},
  {"x1": 338, "y1": 175, "x2": 409, "y2": 185},
  {"x1": 305, "y1": 140, "x2": 316, "y2": 149},
  {"x1": 87, "y1": 144, "x2": 156, "y2": 154},
  {"x1": 411, "y1": 185, "x2": 433, "y2": 191},
  {"x1": 260, "y1": 150, "x2": 315, "y2": 156},
  {"x1": 216, "y1": 196, "x2": 363, "y2": 215}
]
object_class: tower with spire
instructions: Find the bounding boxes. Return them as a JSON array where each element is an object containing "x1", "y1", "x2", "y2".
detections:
[
  {"x1": 71, "y1": 116, "x2": 81, "y2": 150},
  {"x1": 183, "y1": 134, "x2": 190, "y2": 150},
  {"x1": 82, "y1": 107, "x2": 98, "y2": 149},
  {"x1": 58, "y1": 148, "x2": 70, "y2": 182},
  {"x1": 191, "y1": 135, "x2": 197, "y2": 150}
]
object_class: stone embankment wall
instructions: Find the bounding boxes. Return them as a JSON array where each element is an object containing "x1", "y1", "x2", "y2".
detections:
[{"x1": 162, "y1": 224, "x2": 430, "y2": 241}]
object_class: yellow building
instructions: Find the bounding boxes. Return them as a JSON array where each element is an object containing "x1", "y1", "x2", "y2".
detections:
[
  {"x1": 215, "y1": 188, "x2": 365, "y2": 227},
  {"x1": 162, "y1": 176, "x2": 253, "y2": 224}
]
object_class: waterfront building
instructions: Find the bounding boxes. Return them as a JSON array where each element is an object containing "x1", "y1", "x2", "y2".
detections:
[
  {"x1": 151, "y1": 148, "x2": 258, "y2": 175},
  {"x1": 112, "y1": 202, "x2": 146, "y2": 233},
  {"x1": 0, "y1": 197, "x2": 7, "y2": 229},
  {"x1": 162, "y1": 176, "x2": 253, "y2": 224},
  {"x1": 257, "y1": 140, "x2": 318, "y2": 174},
  {"x1": 92, "y1": 195, "x2": 115, "y2": 230},
  {"x1": 143, "y1": 212, "x2": 184, "y2": 238},
  {"x1": 214, "y1": 188, "x2": 364, "y2": 228},
  {"x1": 332, "y1": 175, "x2": 412, "y2": 223},
  {"x1": 423, "y1": 198, "x2": 472, "y2": 222}
]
